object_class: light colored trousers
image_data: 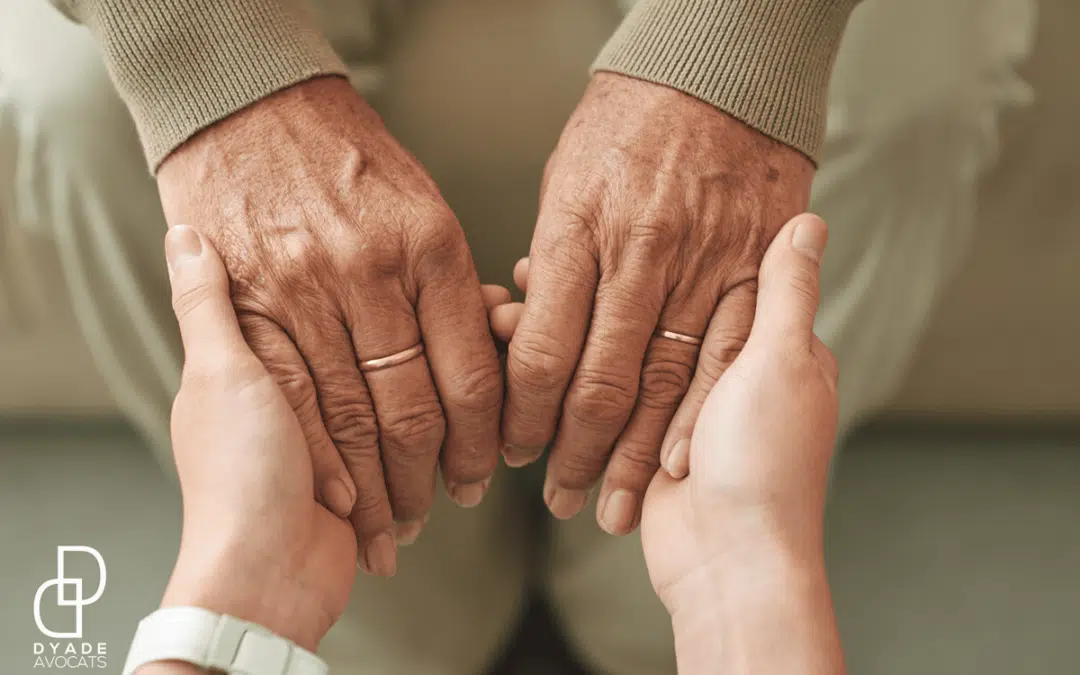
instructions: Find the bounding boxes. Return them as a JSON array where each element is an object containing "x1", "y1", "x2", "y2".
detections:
[{"x1": 0, "y1": 0, "x2": 1034, "y2": 672}]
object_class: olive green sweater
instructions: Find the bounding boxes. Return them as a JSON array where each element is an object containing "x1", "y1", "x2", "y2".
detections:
[{"x1": 49, "y1": 0, "x2": 858, "y2": 170}]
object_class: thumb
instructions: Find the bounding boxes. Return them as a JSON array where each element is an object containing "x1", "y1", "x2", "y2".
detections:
[
  {"x1": 165, "y1": 225, "x2": 247, "y2": 368},
  {"x1": 749, "y1": 213, "x2": 828, "y2": 348}
]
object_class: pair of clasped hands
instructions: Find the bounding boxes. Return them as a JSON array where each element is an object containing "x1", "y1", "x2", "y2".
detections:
[
  {"x1": 161, "y1": 210, "x2": 843, "y2": 671},
  {"x1": 156, "y1": 74, "x2": 819, "y2": 572}
]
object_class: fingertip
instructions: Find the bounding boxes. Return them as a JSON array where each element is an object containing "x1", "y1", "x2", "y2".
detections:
[
  {"x1": 447, "y1": 476, "x2": 492, "y2": 508},
  {"x1": 393, "y1": 514, "x2": 429, "y2": 547},
  {"x1": 597, "y1": 488, "x2": 639, "y2": 536},
  {"x1": 513, "y1": 257, "x2": 530, "y2": 293},
  {"x1": 788, "y1": 213, "x2": 828, "y2": 264},
  {"x1": 754, "y1": 213, "x2": 827, "y2": 343},
  {"x1": 359, "y1": 531, "x2": 397, "y2": 578},
  {"x1": 481, "y1": 284, "x2": 513, "y2": 310},
  {"x1": 319, "y1": 477, "x2": 357, "y2": 519},
  {"x1": 662, "y1": 437, "x2": 690, "y2": 479},
  {"x1": 489, "y1": 302, "x2": 524, "y2": 343},
  {"x1": 164, "y1": 225, "x2": 206, "y2": 280},
  {"x1": 165, "y1": 224, "x2": 250, "y2": 361},
  {"x1": 165, "y1": 225, "x2": 232, "y2": 311}
]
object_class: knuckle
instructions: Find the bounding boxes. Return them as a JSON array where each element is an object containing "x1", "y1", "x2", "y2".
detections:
[
  {"x1": 276, "y1": 230, "x2": 322, "y2": 272},
  {"x1": 566, "y1": 369, "x2": 637, "y2": 428},
  {"x1": 628, "y1": 218, "x2": 682, "y2": 259},
  {"x1": 265, "y1": 359, "x2": 318, "y2": 411},
  {"x1": 535, "y1": 214, "x2": 596, "y2": 260},
  {"x1": 342, "y1": 235, "x2": 405, "y2": 283},
  {"x1": 561, "y1": 215, "x2": 598, "y2": 250},
  {"x1": 445, "y1": 360, "x2": 503, "y2": 419},
  {"x1": 613, "y1": 441, "x2": 661, "y2": 483},
  {"x1": 698, "y1": 332, "x2": 748, "y2": 382},
  {"x1": 411, "y1": 210, "x2": 468, "y2": 273},
  {"x1": 553, "y1": 450, "x2": 607, "y2": 488},
  {"x1": 381, "y1": 401, "x2": 446, "y2": 456},
  {"x1": 351, "y1": 489, "x2": 392, "y2": 533},
  {"x1": 324, "y1": 400, "x2": 381, "y2": 453},
  {"x1": 508, "y1": 335, "x2": 575, "y2": 395},
  {"x1": 637, "y1": 357, "x2": 694, "y2": 410},
  {"x1": 236, "y1": 313, "x2": 275, "y2": 345}
]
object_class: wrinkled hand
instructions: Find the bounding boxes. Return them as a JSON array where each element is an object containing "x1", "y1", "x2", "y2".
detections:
[
  {"x1": 163, "y1": 226, "x2": 356, "y2": 649},
  {"x1": 639, "y1": 214, "x2": 838, "y2": 617},
  {"x1": 502, "y1": 72, "x2": 815, "y2": 535},
  {"x1": 157, "y1": 77, "x2": 502, "y2": 574}
]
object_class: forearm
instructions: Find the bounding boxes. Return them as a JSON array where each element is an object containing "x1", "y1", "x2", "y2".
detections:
[{"x1": 671, "y1": 539, "x2": 844, "y2": 674}]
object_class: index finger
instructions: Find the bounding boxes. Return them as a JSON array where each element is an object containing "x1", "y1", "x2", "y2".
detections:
[{"x1": 503, "y1": 224, "x2": 598, "y2": 466}]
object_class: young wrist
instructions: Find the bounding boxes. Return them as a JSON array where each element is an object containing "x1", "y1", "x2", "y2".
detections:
[
  {"x1": 161, "y1": 539, "x2": 329, "y2": 653},
  {"x1": 669, "y1": 515, "x2": 824, "y2": 629},
  {"x1": 667, "y1": 529, "x2": 840, "y2": 674}
]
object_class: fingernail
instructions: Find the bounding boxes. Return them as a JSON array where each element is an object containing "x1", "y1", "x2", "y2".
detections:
[
  {"x1": 361, "y1": 532, "x2": 397, "y2": 577},
  {"x1": 448, "y1": 477, "x2": 491, "y2": 508},
  {"x1": 599, "y1": 489, "x2": 637, "y2": 536},
  {"x1": 394, "y1": 515, "x2": 428, "y2": 546},
  {"x1": 665, "y1": 438, "x2": 690, "y2": 480},
  {"x1": 791, "y1": 217, "x2": 826, "y2": 263},
  {"x1": 543, "y1": 479, "x2": 588, "y2": 520},
  {"x1": 320, "y1": 478, "x2": 356, "y2": 518},
  {"x1": 164, "y1": 225, "x2": 203, "y2": 276},
  {"x1": 503, "y1": 443, "x2": 543, "y2": 468}
]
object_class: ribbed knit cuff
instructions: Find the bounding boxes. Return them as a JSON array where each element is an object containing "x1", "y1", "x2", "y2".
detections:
[
  {"x1": 593, "y1": 0, "x2": 859, "y2": 163},
  {"x1": 60, "y1": 0, "x2": 348, "y2": 171}
]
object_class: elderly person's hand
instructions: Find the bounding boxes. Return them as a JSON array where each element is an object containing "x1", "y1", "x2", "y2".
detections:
[
  {"x1": 156, "y1": 77, "x2": 503, "y2": 573},
  {"x1": 494, "y1": 214, "x2": 842, "y2": 672},
  {"x1": 502, "y1": 73, "x2": 815, "y2": 535},
  {"x1": 493, "y1": 214, "x2": 843, "y2": 673},
  {"x1": 163, "y1": 224, "x2": 514, "y2": 611}
]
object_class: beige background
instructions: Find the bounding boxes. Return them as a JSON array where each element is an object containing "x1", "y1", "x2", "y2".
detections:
[{"x1": 892, "y1": 0, "x2": 1080, "y2": 416}]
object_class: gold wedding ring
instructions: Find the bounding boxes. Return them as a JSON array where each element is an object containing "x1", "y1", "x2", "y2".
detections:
[
  {"x1": 654, "y1": 329, "x2": 703, "y2": 346},
  {"x1": 359, "y1": 343, "x2": 425, "y2": 372}
]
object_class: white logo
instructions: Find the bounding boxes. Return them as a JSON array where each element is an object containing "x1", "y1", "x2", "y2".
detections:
[{"x1": 33, "y1": 546, "x2": 107, "y2": 639}]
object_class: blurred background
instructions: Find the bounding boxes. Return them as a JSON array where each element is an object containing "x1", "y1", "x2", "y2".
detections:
[{"x1": 2, "y1": 0, "x2": 1079, "y2": 673}]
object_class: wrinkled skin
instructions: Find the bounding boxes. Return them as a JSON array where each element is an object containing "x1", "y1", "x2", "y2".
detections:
[
  {"x1": 158, "y1": 77, "x2": 503, "y2": 573},
  {"x1": 503, "y1": 72, "x2": 815, "y2": 535}
]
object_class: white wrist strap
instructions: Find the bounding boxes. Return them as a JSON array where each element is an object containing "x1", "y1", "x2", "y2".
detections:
[{"x1": 122, "y1": 606, "x2": 328, "y2": 675}]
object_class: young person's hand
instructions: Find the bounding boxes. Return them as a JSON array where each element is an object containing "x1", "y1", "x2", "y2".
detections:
[
  {"x1": 161, "y1": 225, "x2": 358, "y2": 650},
  {"x1": 493, "y1": 213, "x2": 843, "y2": 674},
  {"x1": 642, "y1": 213, "x2": 844, "y2": 674}
]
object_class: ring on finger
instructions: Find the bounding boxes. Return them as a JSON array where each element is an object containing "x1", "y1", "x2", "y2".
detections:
[
  {"x1": 359, "y1": 343, "x2": 425, "y2": 372},
  {"x1": 653, "y1": 328, "x2": 703, "y2": 346}
]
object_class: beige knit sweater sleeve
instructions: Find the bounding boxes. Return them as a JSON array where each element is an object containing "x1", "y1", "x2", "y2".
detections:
[
  {"x1": 51, "y1": 0, "x2": 857, "y2": 171},
  {"x1": 593, "y1": 0, "x2": 860, "y2": 163},
  {"x1": 49, "y1": 0, "x2": 348, "y2": 170}
]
